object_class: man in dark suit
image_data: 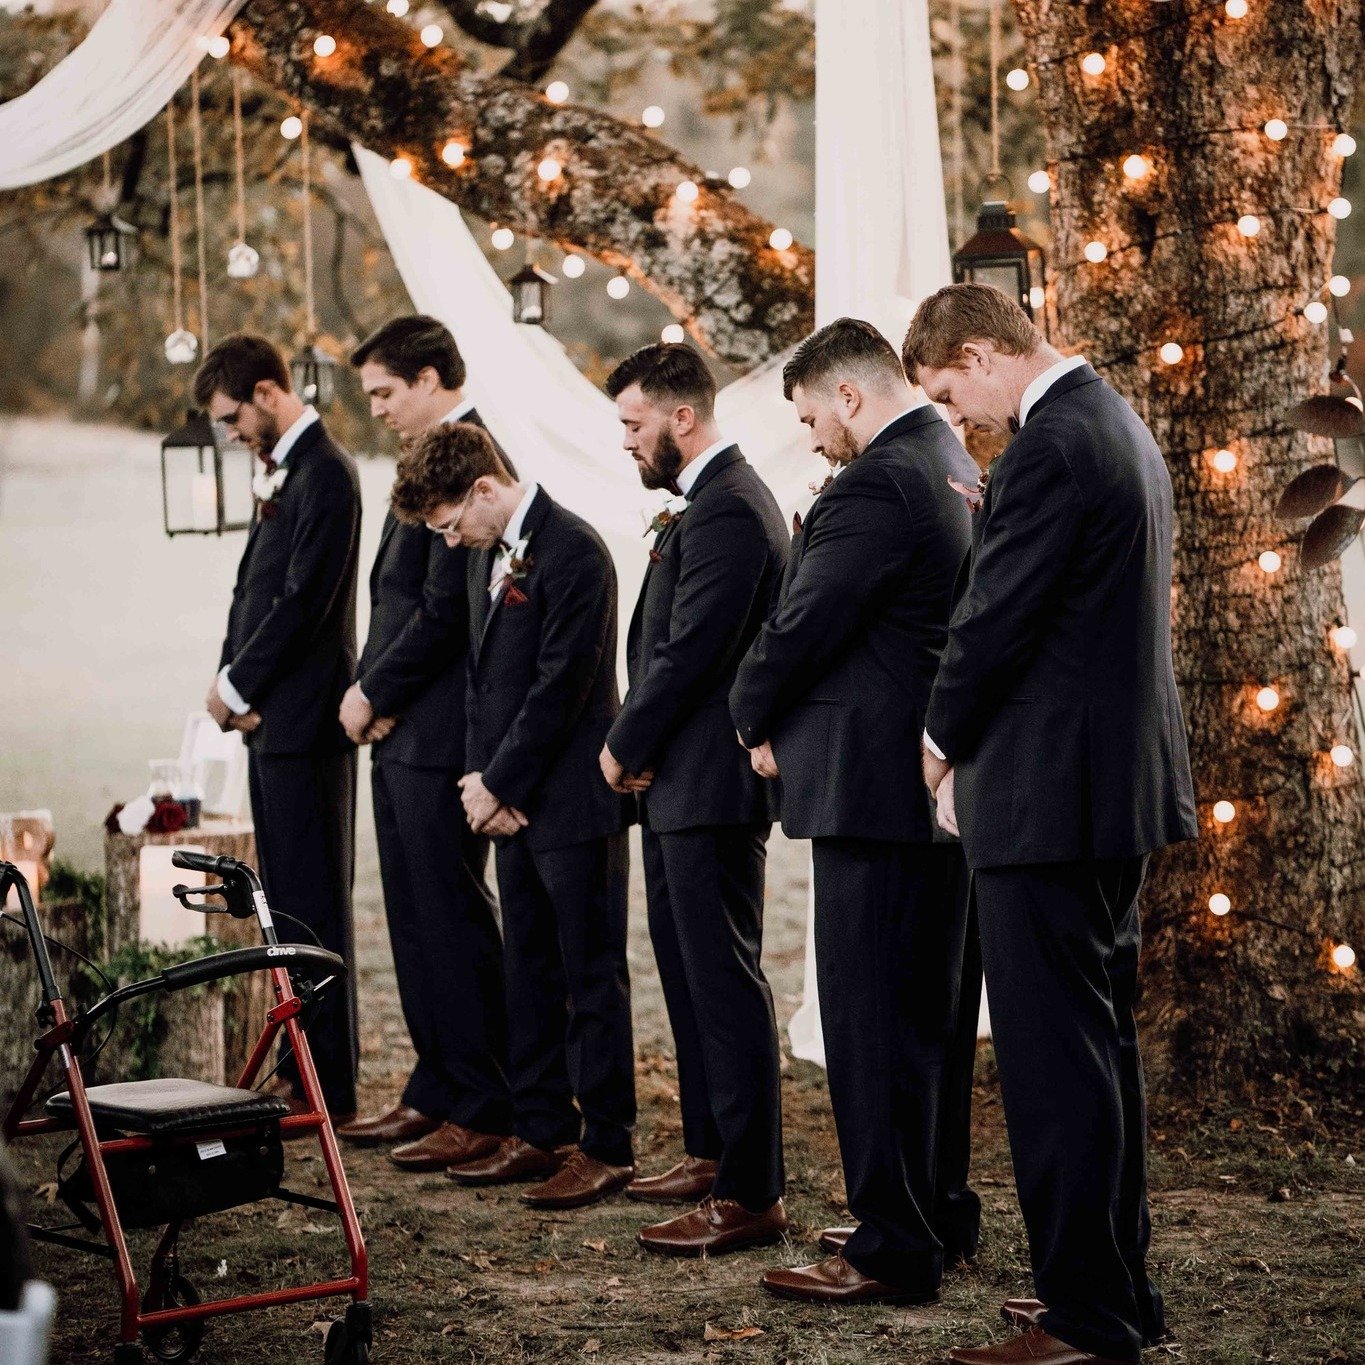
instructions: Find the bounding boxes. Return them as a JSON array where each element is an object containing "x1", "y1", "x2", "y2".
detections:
[
  {"x1": 388, "y1": 423, "x2": 637, "y2": 1211},
  {"x1": 597, "y1": 344, "x2": 790, "y2": 1256},
  {"x1": 905, "y1": 284, "x2": 1198, "y2": 1365},
  {"x1": 331, "y1": 316, "x2": 513, "y2": 1173},
  {"x1": 197, "y1": 333, "x2": 361, "y2": 1121},
  {"x1": 730, "y1": 318, "x2": 983, "y2": 1304}
]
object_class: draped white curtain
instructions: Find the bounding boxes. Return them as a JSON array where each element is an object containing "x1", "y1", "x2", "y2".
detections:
[{"x1": 0, "y1": 0, "x2": 244, "y2": 190}]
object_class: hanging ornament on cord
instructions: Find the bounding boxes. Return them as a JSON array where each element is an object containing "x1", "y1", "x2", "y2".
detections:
[
  {"x1": 227, "y1": 68, "x2": 259, "y2": 279},
  {"x1": 190, "y1": 66, "x2": 211, "y2": 354},
  {"x1": 289, "y1": 110, "x2": 337, "y2": 407},
  {"x1": 163, "y1": 92, "x2": 198, "y2": 365}
]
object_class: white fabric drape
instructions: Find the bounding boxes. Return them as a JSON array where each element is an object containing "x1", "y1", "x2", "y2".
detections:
[{"x1": 0, "y1": 0, "x2": 244, "y2": 190}]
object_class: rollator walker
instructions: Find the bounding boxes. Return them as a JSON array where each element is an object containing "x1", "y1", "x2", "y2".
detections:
[{"x1": 1, "y1": 853, "x2": 372, "y2": 1364}]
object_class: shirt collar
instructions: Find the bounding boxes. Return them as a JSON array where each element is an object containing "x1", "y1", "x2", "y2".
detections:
[
  {"x1": 441, "y1": 395, "x2": 476, "y2": 426},
  {"x1": 676, "y1": 438, "x2": 733, "y2": 497},
  {"x1": 502, "y1": 481, "x2": 539, "y2": 548},
  {"x1": 271, "y1": 405, "x2": 319, "y2": 467},
  {"x1": 865, "y1": 400, "x2": 930, "y2": 451},
  {"x1": 1018, "y1": 355, "x2": 1088, "y2": 428}
]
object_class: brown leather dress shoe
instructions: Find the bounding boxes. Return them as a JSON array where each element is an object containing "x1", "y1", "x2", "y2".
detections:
[
  {"x1": 626, "y1": 1155, "x2": 718, "y2": 1204},
  {"x1": 637, "y1": 1196, "x2": 788, "y2": 1257},
  {"x1": 389, "y1": 1122, "x2": 502, "y2": 1172},
  {"x1": 1002, "y1": 1298, "x2": 1047, "y2": 1331},
  {"x1": 761, "y1": 1254, "x2": 939, "y2": 1305},
  {"x1": 818, "y1": 1225, "x2": 855, "y2": 1255},
  {"x1": 947, "y1": 1327, "x2": 1132, "y2": 1365},
  {"x1": 521, "y1": 1148, "x2": 635, "y2": 1210},
  {"x1": 336, "y1": 1104, "x2": 440, "y2": 1148},
  {"x1": 446, "y1": 1136, "x2": 564, "y2": 1186}
]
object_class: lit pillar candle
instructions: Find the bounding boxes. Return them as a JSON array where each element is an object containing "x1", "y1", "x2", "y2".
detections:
[{"x1": 191, "y1": 470, "x2": 218, "y2": 531}]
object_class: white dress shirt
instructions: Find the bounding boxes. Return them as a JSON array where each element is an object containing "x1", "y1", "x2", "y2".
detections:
[
  {"x1": 865, "y1": 400, "x2": 930, "y2": 451},
  {"x1": 217, "y1": 405, "x2": 320, "y2": 714},
  {"x1": 441, "y1": 395, "x2": 477, "y2": 426},
  {"x1": 490, "y1": 481, "x2": 540, "y2": 595},
  {"x1": 676, "y1": 437, "x2": 734, "y2": 497}
]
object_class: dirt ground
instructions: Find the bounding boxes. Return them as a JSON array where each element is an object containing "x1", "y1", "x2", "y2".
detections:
[{"x1": 11, "y1": 830, "x2": 1364, "y2": 1365}]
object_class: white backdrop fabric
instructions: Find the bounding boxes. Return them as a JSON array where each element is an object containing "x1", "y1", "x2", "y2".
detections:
[{"x1": 0, "y1": 0, "x2": 244, "y2": 190}]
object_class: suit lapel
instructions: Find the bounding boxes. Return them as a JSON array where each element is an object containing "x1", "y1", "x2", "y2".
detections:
[{"x1": 372, "y1": 510, "x2": 399, "y2": 595}]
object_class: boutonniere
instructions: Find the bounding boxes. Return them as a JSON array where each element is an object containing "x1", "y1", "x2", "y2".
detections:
[
  {"x1": 252, "y1": 457, "x2": 288, "y2": 519},
  {"x1": 645, "y1": 494, "x2": 689, "y2": 537},
  {"x1": 809, "y1": 471, "x2": 835, "y2": 497},
  {"x1": 948, "y1": 466, "x2": 991, "y2": 515},
  {"x1": 494, "y1": 534, "x2": 533, "y2": 602}
]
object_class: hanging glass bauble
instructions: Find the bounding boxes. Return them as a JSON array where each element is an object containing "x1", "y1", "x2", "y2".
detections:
[
  {"x1": 164, "y1": 329, "x2": 200, "y2": 365},
  {"x1": 226, "y1": 241, "x2": 260, "y2": 279}
]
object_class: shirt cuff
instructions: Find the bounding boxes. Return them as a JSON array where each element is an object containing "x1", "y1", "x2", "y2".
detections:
[
  {"x1": 922, "y1": 729, "x2": 946, "y2": 762},
  {"x1": 217, "y1": 666, "x2": 251, "y2": 716}
]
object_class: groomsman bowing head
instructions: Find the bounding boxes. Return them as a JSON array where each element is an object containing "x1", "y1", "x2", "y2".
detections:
[
  {"x1": 353, "y1": 313, "x2": 475, "y2": 444},
  {"x1": 602, "y1": 343, "x2": 793, "y2": 1257}
]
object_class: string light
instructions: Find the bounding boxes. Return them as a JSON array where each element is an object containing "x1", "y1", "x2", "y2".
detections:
[
  {"x1": 1258, "y1": 549, "x2": 1282, "y2": 573},
  {"x1": 1005, "y1": 68, "x2": 1030, "y2": 92},
  {"x1": 1304, "y1": 300, "x2": 1329, "y2": 324},
  {"x1": 1255, "y1": 685, "x2": 1280, "y2": 711},
  {"x1": 1330, "y1": 743, "x2": 1356, "y2": 768},
  {"x1": 441, "y1": 140, "x2": 466, "y2": 167},
  {"x1": 1084, "y1": 240, "x2": 1109, "y2": 263},
  {"x1": 385, "y1": 0, "x2": 409, "y2": 15},
  {"x1": 313, "y1": 34, "x2": 336, "y2": 57},
  {"x1": 1209, "y1": 893, "x2": 1232, "y2": 916},
  {"x1": 546, "y1": 81, "x2": 570, "y2": 104},
  {"x1": 420, "y1": 23, "x2": 444, "y2": 47},
  {"x1": 561, "y1": 254, "x2": 586, "y2": 278},
  {"x1": 1213, "y1": 800, "x2": 1237, "y2": 824},
  {"x1": 1330, "y1": 624, "x2": 1357, "y2": 650},
  {"x1": 206, "y1": 35, "x2": 230, "y2": 59},
  {"x1": 490, "y1": 227, "x2": 515, "y2": 250},
  {"x1": 769, "y1": 227, "x2": 794, "y2": 250},
  {"x1": 1328, "y1": 197, "x2": 1352, "y2": 219},
  {"x1": 1211, "y1": 448, "x2": 1239, "y2": 473},
  {"x1": 1030, "y1": 285, "x2": 1046, "y2": 310},
  {"x1": 280, "y1": 116, "x2": 303, "y2": 140},
  {"x1": 1329, "y1": 275, "x2": 1351, "y2": 297},
  {"x1": 1237, "y1": 214, "x2": 1261, "y2": 237},
  {"x1": 1263, "y1": 119, "x2": 1288, "y2": 142},
  {"x1": 1123, "y1": 154, "x2": 1151, "y2": 181},
  {"x1": 389, "y1": 156, "x2": 413, "y2": 179},
  {"x1": 642, "y1": 105, "x2": 666, "y2": 128},
  {"x1": 1332, "y1": 942, "x2": 1357, "y2": 971},
  {"x1": 607, "y1": 275, "x2": 630, "y2": 299},
  {"x1": 1081, "y1": 52, "x2": 1107, "y2": 76},
  {"x1": 1159, "y1": 341, "x2": 1184, "y2": 364},
  {"x1": 675, "y1": 180, "x2": 699, "y2": 203},
  {"x1": 537, "y1": 156, "x2": 562, "y2": 182},
  {"x1": 1334, "y1": 133, "x2": 1357, "y2": 157},
  {"x1": 728, "y1": 166, "x2": 752, "y2": 189},
  {"x1": 1225, "y1": 0, "x2": 1248, "y2": 16},
  {"x1": 661, "y1": 323, "x2": 686, "y2": 343},
  {"x1": 1028, "y1": 169, "x2": 1051, "y2": 193}
]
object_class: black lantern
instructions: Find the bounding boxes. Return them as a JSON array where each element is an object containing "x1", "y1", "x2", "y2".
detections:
[
  {"x1": 510, "y1": 262, "x2": 557, "y2": 326},
  {"x1": 953, "y1": 194, "x2": 1047, "y2": 323},
  {"x1": 290, "y1": 344, "x2": 338, "y2": 409},
  {"x1": 85, "y1": 211, "x2": 136, "y2": 272},
  {"x1": 160, "y1": 410, "x2": 254, "y2": 537}
]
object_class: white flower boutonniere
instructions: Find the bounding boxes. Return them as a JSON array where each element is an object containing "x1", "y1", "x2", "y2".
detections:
[
  {"x1": 252, "y1": 458, "x2": 289, "y2": 519},
  {"x1": 495, "y1": 534, "x2": 532, "y2": 584},
  {"x1": 645, "y1": 494, "x2": 689, "y2": 538}
]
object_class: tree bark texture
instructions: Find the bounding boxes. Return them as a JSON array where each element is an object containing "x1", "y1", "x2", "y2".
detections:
[
  {"x1": 1014, "y1": 0, "x2": 1365, "y2": 1098},
  {"x1": 230, "y1": 0, "x2": 814, "y2": 368}
]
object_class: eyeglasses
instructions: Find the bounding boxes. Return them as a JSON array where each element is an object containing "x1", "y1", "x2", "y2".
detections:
[{"x1": 425, "y1": 490, "x2": 473, "y2": 537}]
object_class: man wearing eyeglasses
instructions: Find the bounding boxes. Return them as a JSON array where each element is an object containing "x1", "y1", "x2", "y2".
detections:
[{"x1": 196, "y1": 332, "x2": 362, "y2": 1125}]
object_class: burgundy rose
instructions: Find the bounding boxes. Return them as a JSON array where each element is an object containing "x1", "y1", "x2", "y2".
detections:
[{"x1": 146, "y1": 799, "x2": 188, "y2": 835}]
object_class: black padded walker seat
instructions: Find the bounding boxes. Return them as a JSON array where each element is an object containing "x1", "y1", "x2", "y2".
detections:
[{"x1": 46, "y1": 1078, "x2": 290, "y2": 1138}]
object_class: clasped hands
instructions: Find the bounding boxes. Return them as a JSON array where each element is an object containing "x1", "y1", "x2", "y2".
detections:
[
  {"x1": 599, "y1": 745, "x2": 654, "y2": 795},
  {"x1": 458, "y1": 772, "x2": 528, "y2": 838},
  {"x1": 922, "y1": 746, "x2": 958, "y2": 836},
  {"x1": 205, "y1": 682, "x2": 261, "y2": 735},
  {"x1": 338, "y1": 682, "x2": 399, "y2": 746}
]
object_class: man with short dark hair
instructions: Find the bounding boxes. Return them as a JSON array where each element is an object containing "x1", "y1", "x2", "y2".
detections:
[
  {"x1": 390, "y1": 425, "x2": 638, "y2": 1211},
  {"x1": 197, "y1": 332, "x2": 361, "y2": 1122},
  {"x1": 731, "y1": 317, "x2": 982, "y2": 1305},
  {"x1": 600, "y1": 343, "x2": 791, "y2": 1256},
  {"x1": 332, "y1": 316, "x2": 514, "y2": 1173},
  {"x1": 906, "y1": 283, "x2": 1197, "y2": 1365}
]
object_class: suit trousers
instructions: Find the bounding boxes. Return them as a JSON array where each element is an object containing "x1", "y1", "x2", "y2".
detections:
[
  {"x1": 495, "y1": 833, "x2": 635, "y2": 1167},
  {"x1": 642, "y1": 825, "x2": 784, "y2": 1211},
  {"x1": 974, "y1": 857, "x2": 1162, "y2": 1364},
  {"x1": 371, "y1": 760, "x2": 511, "y2": 1133},
  {"x1": 811, "y1": 838, "x2": 979, "y2": 1290},
  {"x1": 248, "y1": 748, "x2": 358, "y2": 1115}
]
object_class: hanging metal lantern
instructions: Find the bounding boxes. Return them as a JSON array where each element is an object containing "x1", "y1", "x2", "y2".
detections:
[
  {"x1": 85, "y1": 211, "x2": 136, "y2": 272},
  {"x1": 510, "y1": 262, "x2": 557, "y2": 325},
  {"x1": 953, "y1": 193, "x2": 1047, "y2": 323},
  {"x1": 160, "y1": 410, "x2": 254, "y2": 537},
  {"x1": 290, "y1": 344, "x2": 337, "y2": 409}
]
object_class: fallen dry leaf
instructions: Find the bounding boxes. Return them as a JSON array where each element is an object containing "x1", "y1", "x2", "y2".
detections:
[
  {"x1": 581, "y1": 1239, "x2": 608, "y2": 1254},
  {"x1": 1231, "y1": 1256, "x2": 1271, "y2": 1274},
  {"x1": 704, "y1": 1323, "x2": 765, "y2": 1342},
  {"x1": 582, "y1": 1340, "x2": 601, "y2": 1354},
  {"x1": 34, "y1": 1183, "x2": 58, "y2": 1204}
]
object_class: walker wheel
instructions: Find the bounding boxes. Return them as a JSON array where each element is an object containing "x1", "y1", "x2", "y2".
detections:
[
  {"x1": 140, "y1": 1275, "x2": 204, "y2": 1363},
  {"x1": 324, "y1": 1319, "x2": 372, "y2": 1364}
]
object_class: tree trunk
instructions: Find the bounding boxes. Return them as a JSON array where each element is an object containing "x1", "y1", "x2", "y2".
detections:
[
  {"x1": 229, "y1": 0, "x2": 814, "y2": 368},
  {"x1": 1013, "y1": 0, "x2": 1365, "y2": 1099}
]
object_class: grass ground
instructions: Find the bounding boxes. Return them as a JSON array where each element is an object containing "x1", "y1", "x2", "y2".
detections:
[{"x1": 10, "y1": 830, "x2": 1364, "y2": 1364}]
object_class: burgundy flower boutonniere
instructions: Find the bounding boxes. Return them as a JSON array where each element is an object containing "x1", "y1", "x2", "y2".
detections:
[
  {"x1": 649, "y1": 549, "x2": 664, "y2": 563},
  {"x1": 494, "y1": 534, "x2": 533, "y2": 605},
  {"x1": 948, "y1": 467, "x2": 990, "y2": 515},
  {"x1": 809, "y1": 472, "x2": 835, "y2": 497},
  {"x1": 253, "y1": 455, "x2": 287, "y2": 520}
]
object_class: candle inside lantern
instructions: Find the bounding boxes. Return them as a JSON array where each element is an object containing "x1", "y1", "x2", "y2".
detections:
[{"x1": 191, "y1": 470, "x2": 217, "y2": 531}]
